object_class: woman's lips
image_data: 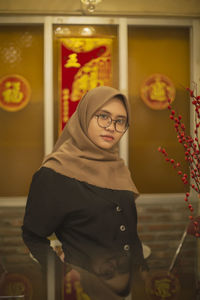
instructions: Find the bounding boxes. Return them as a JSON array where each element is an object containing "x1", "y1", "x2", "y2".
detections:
[{"x1": 101, "y1": 135, "x2": 114, "y2": 141}]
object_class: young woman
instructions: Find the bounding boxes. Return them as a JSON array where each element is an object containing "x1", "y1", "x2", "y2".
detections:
[{"x1": 22, "y1": 86, "x2": 147, "y2": 299}]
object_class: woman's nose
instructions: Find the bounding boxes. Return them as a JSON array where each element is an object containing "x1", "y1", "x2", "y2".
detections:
[{"x1": 106, "y1": 121, "x2": 115, "y2": 131}]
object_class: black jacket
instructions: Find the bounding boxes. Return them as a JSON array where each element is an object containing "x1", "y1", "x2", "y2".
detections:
[{"x1": 22, "y1": 167, "x2": 147, "y2": 296}]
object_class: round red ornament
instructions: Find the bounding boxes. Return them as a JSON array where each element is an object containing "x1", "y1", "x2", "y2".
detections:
[
  {"x1": 145, "y1": 270, "x2": 180, "y2": 300},
  {"x1": 140, "y1": 74, "x2": 176, "y2": 110},
  {"x1": 0, "y1": 273, "x2": 32, "y2": 299},
  {"x1": 0, "y1": 74, "x2": 31, "y2": 112}
]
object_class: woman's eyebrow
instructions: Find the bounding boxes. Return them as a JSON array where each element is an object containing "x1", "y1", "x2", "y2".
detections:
[{"x1": 97, "y1": 109, "x2": 127, "y2": 118}]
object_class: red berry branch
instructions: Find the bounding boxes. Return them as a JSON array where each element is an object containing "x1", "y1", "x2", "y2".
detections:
[{"x1": 158, "y1": 88, "x2": 200, "y2": 237}]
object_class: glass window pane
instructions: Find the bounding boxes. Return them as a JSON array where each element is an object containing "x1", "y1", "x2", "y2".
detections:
[
  {"x1": 128, "y1": 27, "x2": 190, "y2": 193},
  {"x1": 0, "y1": 25, "x2": 44, "y2": 196}
]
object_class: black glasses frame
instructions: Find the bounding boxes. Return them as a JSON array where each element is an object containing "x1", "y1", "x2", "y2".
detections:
[{"x1": 95, "y1": 114, "x2": 128, "y2": 133}]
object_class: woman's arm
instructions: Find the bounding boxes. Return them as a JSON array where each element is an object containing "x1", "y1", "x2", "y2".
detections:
[
  {"x1": 22, "y1": 168, "x2": 65, "y2": 271},
  {"x1": 22, "y1": 226, "x2": 62, "y2": 270}
]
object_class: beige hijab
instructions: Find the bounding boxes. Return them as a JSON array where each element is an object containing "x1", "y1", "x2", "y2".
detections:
[{"x1": 42, "y1": 86, "x2": 138, "y2": 194}]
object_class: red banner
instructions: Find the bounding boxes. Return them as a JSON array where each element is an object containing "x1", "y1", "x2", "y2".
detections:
[{"x1": 59, "y1": 37, "x2": 113, "y2": 133}]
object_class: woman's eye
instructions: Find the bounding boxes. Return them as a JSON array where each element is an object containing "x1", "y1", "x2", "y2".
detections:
[
  {"x1": 99, "y1": 114, "x2": 109, "y2": 120},
  {"x1": 116, "y1": 119, "x2": 126, "y2": 125}
]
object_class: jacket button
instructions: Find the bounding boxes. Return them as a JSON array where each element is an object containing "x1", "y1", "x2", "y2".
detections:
[
  {"x1": 116, "y1": 206, "x2": 122, "y2": 212},
  {"x1": 120, "y1": 225, "x2": 126, "y2": 231},
  {"x1": 124, "y1": 244, "x2": 130, "y2": 251}
]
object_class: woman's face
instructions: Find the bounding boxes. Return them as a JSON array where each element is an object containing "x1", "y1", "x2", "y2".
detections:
[{"x1": 87, "y1": 97, "x2": 128, "y2": 150}]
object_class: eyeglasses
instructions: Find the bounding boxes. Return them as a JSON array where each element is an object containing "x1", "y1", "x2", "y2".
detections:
[{"x1": 95, "y1": 113, "x2": 128, "y2": 133}]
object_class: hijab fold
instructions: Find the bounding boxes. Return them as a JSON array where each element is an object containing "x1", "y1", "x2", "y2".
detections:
[{"x1": 42, "y1": 86, "x2": 138, "y2": 194}]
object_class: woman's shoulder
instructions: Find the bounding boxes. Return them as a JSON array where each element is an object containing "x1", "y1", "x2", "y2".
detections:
[
  {"x1": 31, "y1": 167, "x2": 137, "y2": 198},
  {"x1": 32, "y1": 166, "x2": 55, "y2": 181},
  {"x1": 32, "y1": 167, "x2": 82, "y2": 189}
]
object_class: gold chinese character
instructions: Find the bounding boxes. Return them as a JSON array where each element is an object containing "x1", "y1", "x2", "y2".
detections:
[
  {"x1": 2, "y1": 81, "x2": 23, "y2": 103},
  {"x1": 62, "y1": 88, "x2": 69, "y2": 123},
  {"x1": 5, "y1": 281, "x2": 25, "y2": 296},
  {"x1": 65, "y1": 273, "x2": 72, "y2": 294},
  {"x1": 63, "y1": 89, "x2": 69, "y2": 101},
  {"x1": 65, "y1": 53, "x2": 80, "y2": 68},
  {"x1": 149, "y1": 80, "x2": 167, "y2": 102},
  {"x1": 154, "y1": 278, "x2": 172, "y2": 298},
  {"x1": 74, "y1": 281, "x2": 91, "y2": 300}
]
